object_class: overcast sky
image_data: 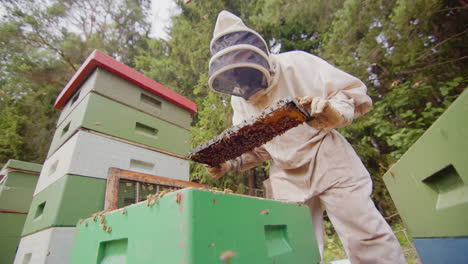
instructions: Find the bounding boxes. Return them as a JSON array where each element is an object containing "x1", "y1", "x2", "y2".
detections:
[{"x1": 150, "y1": 0, "x2": 181, "y2": 40}]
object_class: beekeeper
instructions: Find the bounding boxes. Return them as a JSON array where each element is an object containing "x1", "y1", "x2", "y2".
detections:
[{"x1": 205, "y1": 10, "x2": 406, "y2": 264}]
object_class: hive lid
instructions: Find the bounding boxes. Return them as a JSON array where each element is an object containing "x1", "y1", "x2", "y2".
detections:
[{"x1": 54, "y1": 50, "x2": 197, "y2": 114}]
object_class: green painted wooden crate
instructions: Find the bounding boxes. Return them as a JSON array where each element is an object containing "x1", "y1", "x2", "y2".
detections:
[
  {"x1": 48, "y1": 92, "x2": 190, "y2": 158},
  {"x1": 383, "y1": 89, "x2": 468, "y2": 238},
  {"x1": 0, "y1": 160, "x2": 41, "y2": 212},
  {"x1": 57, "y1": 67, "x2": 192, "y2": 130},
  {"x1": 0, "y1": 212, "x2": 27, "y2": 264},
  {"x1": 71, "y1": 188, "x2": 321, "y2": 264}
]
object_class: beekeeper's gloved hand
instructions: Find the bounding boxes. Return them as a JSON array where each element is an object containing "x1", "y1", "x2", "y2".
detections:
[
  {"x1": 204, "y1": 161, "x2": 231, "y2": 180},
  {"x1": 299, "y1": 96, "x2": 345, "y2": 129}
]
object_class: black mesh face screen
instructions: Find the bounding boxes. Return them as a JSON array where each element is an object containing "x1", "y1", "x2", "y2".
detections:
[
  {"x1": 211, "y1": 31, "x2": 269, "y2": 55},
  {"x1": 211, "y1": 67, "x2": 267, "y2": 99},
  {"x1": 209, "y1": 36, "x2": 270, "y2": 99}
]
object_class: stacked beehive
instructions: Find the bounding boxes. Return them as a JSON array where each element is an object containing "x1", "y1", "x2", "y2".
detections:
[
  {"x1": 14, "y1": 50, "x2": 197, "y2": 264},
  {"x1": 383, "y1": 89, "x2": 468, "y2": 264},
  {"x1": 0, "y1": 160, "x2": 42, "y2": 264}
]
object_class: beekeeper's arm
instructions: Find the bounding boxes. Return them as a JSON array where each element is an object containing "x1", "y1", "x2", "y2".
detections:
[
  {"x1": 300, "y1": 56, "x2": 372, "y2": 129},
  {"x1": 205, "y1": 146, "x2": 271, "y2": 179}
]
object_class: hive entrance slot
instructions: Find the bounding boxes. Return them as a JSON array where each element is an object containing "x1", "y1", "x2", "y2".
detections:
[
  {"x1": 22, "y1": 253, "x2": 32, "y2": 264},
  {"x1": 61, "y1": 122, "x2": 71, "y2": 137},
  {"x1": 71, "y1": 90, "x2": 81, "y2": 106},
  {"x1": 34, "y1": 202, "x2": 46, "y2": 220},
  {"x1": 423, "y1": 164, "x2": 468, "y2": 209},
  {"x1": 135, "y1": 122, "x2": 158, "y2": 138},
  {"x1": 48, "y1": 160, "x2": 59, "y2": 177},
  {"x1": 264, "y1": 224, "x2": 292, "y2": 257},
  {"x1": 97, "y1": 238, "x2": 128, "y2": 264},
  {"x1": 129, "y1": 159, "x2": 154, "y2": 174},
  {"x1": 140, "y1": 93, "x2": 162, "y2": 110}
]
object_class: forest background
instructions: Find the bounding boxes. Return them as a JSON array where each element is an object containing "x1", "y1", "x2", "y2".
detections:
[{"x1": 0, "y1": 0, "x2": 466, "y2": 262}]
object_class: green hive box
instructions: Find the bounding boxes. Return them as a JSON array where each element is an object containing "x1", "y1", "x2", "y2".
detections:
[
  {"x1": 22, "y1": 174, "x2": 106, "y2": 236},
  {"x1": 383, "y1": 89, "x2": 468, "y2": 238},
  {"x1": 48, "y1": 92, "x2": 190, "y2": 158},
  {"x1": 0, "y1": 160, "x2": 41, "y2": 211},
  {"x1": 22, "y1": 174, "x2": 143, "y2": 236},
  {"x1": 57, "y1": 67, "x2": 192, "y2": 130},
  {"x1": 71, "y1": 188, "x2": 321, "y2": 264},
  {"x1": 0, "y1": 212, "x2": 28, "y2": 264},
  {"x1": 1, "y1": 159, "x2": 42, "y2": 174},
  {"x1": 0, "y1": 160, "x2": 41, "y2": 264}
]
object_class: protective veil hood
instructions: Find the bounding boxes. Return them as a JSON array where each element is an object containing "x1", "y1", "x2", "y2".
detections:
[{"x1": 209, "y1": 10, "x2": 272, "y2": 100}]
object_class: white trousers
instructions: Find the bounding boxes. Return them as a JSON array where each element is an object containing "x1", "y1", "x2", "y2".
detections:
[{"x1": 305, "y1": 176, "x2": 406, "y2": 264}]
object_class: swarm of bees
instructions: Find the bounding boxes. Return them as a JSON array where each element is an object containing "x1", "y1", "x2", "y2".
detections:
[
  {"x1": 74, "y1": 209, "x2": 114, "y2": 233},
  {"x1": 146, "y1": 189, "x2": 176, "y2": 207},
  {"x1": 210, "y1": 187, "x2": 234, "y2": 194},
  {"x1": 91, "y1": 209, "x2": 111, "y2": 221}
]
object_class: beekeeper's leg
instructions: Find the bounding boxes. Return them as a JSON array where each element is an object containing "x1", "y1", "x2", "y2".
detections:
[
  {"x1": 306, "y1": 196, "x2": 325, "y2": 259},
  {"x1": 319, "y1": 176, "x2": 406, "y2": 264}
]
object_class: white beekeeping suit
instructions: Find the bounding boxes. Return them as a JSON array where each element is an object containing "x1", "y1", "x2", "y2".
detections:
[{"x1": 207, "y1": 10, "x2": 406, "y2": 264}]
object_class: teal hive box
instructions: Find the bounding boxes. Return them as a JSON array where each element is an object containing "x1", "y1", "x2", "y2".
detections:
[
  {"x1": 0, "y1": 212, "x2": 28, "y2": 264},
  {"x1": 71, "y1": 188, "x2": 321, "y2": 264},
  {"x1": 383, "y1": 89, "x2": 468, "y2": 238},
  {"x1": 57, "y1": 67, "x2": 192, "y2": 130},
  {"x1": 0, "y1": 160, "x2": 41, "y2": 264},
  {"x1": 47, "y1": 92, "x2": 190, "y2": 158},
  {"x1": 0, "y1": 160, "x2": 42, "y2": 211}
]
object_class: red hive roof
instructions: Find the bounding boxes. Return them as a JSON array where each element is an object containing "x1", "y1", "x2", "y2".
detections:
[{"x1": 54, "y1": 50, "x2": 197, "y2": 114}]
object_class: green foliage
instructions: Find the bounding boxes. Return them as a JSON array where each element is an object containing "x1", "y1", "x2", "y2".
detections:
[
  {"x1": 391, "y1": 221, "x2": 421, "y2": 263},
  {"x1": 251, "y1": 0, "x2": 346, "y2": 54},
  {"x1": 321, "y1": 0, "x2": 467, "y2": 215},
  {"x1": 190, "y1": 76, "x2": 234, "y2": 187},
  {"x1": 1, "y1": 1, "x2": 466, "y2": 259},
  {"x1": 0, "y1": 94, "x2": 26, "y2": 162},
  {"x1": 0, "y1": 0, "x2": 151, "y2": 164},
  {"x1": 323, "y1": 221, "x2": 347, "y2": 262}
]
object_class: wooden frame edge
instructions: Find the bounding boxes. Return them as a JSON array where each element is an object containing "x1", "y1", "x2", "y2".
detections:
[{"x1": 104, "y1": 167, "x2": 205, "y2": 211}]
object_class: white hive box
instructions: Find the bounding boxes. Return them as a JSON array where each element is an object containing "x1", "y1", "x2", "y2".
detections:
[
  {"x1": 35, "y1": 129, "x2": 189, "y2": 195},
  {"x1": 13, "y1": 227, "x2": 75, "y2": 264}
]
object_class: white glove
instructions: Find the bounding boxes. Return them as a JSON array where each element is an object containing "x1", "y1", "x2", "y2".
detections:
[
  {"x1": 204, "y1": 161, "x2": 231, "y2": 180},
  {"x1": 299, "y1": 96, "x2": 345, "y2": 129}
]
